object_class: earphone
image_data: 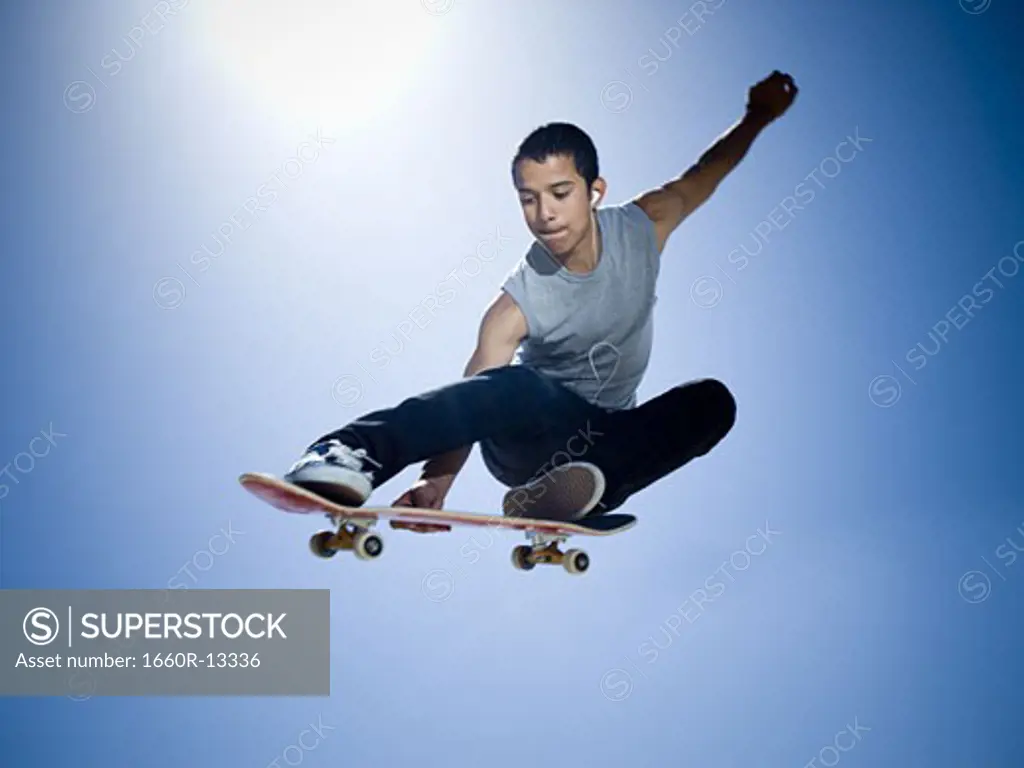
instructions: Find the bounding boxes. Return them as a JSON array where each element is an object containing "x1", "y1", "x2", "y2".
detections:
[{"x1": 591, "y1": 189, "x2": 600, "y2": 205}]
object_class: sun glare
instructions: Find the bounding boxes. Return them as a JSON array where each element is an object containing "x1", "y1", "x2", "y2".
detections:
[{"x1": 197, "y1": 0, "x2": 438, "y2": 132}]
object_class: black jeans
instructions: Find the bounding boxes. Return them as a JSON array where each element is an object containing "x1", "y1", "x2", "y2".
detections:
[{"x1": 308, "y1": 365, "x2": 736, "y2": 514}]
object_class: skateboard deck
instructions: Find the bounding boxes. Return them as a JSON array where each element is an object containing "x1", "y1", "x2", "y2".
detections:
[{"x1": 239, "y1": 471, "x2": 635, "y2": 574}]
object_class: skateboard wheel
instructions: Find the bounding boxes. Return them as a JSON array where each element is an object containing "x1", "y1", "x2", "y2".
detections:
[
  {"x1": 511, "y1": 545, "x2": 535, "y2": 571},
  {"x1": 563, "y1": 549, "x2": 589, "y2": 574},
  {"x1": 353, "y1": 531, "x2": 384, "y2": 560},
  {"x1": 309, "y1": 531, "x2": 337, "y2": 559}
]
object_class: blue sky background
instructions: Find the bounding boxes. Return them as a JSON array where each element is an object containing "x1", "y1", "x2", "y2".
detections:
[{"x1": 2, "y1": 0, "x2": 1023, "y2": 765}]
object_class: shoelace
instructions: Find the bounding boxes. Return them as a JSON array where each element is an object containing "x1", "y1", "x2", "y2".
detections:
[{"x1": 322, "y1": 442, "x2": 382, "y2": 477}]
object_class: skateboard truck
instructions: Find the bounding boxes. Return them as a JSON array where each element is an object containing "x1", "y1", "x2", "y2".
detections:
[
  {"x1": 309, "y1": 515, "x2": 384, "y2": 561},
  {"x1": 511, "y1": 531, "x2": 590, "y2": 575}
]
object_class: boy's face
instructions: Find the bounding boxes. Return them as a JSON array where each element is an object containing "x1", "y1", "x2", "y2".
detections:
[{"x1": 514, "y1": 154, "x2": 602, "y2": 257}]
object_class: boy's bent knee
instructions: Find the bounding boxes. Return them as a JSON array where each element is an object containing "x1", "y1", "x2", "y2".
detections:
[
  {"x1": 701, "y1": 379, "x2": 736, "y2": 433},
  {"x1": 672, "y1": 378, "x2": 736, "y2": 438}
]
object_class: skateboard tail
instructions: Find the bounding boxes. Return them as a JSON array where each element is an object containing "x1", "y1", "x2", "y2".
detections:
[{"x1": 239, "y1": 473, "x2": 376, "y2": 520}]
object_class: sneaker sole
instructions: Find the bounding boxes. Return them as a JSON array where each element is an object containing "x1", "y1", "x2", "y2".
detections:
[
  {"x1": 501, "y1": 462, "x2": 605, "y2": 521},
  {"x1": 284, "y1": 465, "x2": 370, "y2": 507}
]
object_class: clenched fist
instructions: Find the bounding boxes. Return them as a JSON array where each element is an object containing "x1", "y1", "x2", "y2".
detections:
[{"x1": 747, "y1": 70, "x2": 798, "y2": 122}]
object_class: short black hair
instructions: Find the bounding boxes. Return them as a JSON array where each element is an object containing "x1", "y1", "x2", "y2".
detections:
[{"x1": 511, "y1": 122, "x2": 599, "y2": 189}]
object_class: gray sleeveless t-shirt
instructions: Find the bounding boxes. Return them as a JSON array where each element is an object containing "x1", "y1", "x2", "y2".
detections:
[{"x1": 501, "y1": 201, "x2": 660, "y2": 411}]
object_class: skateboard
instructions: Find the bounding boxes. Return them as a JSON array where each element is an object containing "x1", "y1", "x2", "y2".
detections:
[{"x1": 238, "y1": 472, "x2": 636, "y2": 575}]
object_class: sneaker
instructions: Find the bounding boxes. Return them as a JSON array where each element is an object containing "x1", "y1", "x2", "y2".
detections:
[
  {"x1": 284, "y1": 439, "x2": 381, "y2": 506},
  {"x1": 501, "y1": 461, "x2": 605, "y2": 521}
]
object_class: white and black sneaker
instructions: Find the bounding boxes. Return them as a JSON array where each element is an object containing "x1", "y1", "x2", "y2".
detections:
[
  {"x1": 284, "y1": 439, "x2": 381, "y2": 506},
  {"x1": 501, "y1": 461, "x2": 605, "y2": 521}
]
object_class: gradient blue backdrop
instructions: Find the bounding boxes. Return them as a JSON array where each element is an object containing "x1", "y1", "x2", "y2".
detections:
[{"x1": 2, "y1": 0, "x2": 1023, "y2": 765}]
